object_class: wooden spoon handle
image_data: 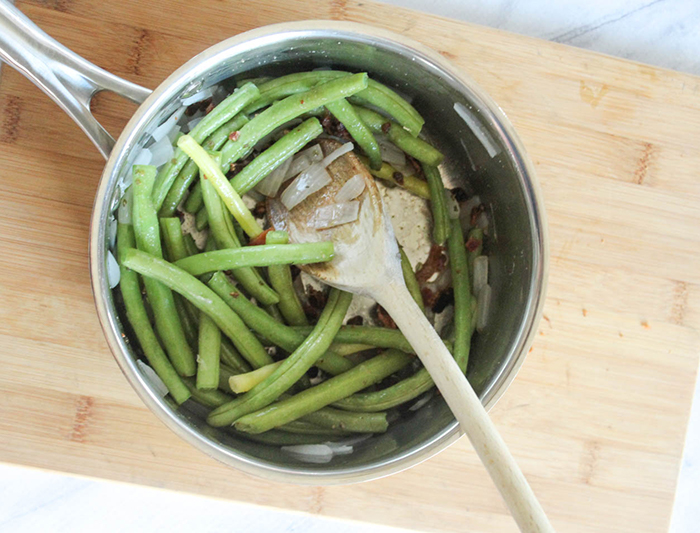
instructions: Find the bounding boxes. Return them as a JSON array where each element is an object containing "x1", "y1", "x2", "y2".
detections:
[{"x1": 372, "y1": 280, "x2": 555, "y2": 533}]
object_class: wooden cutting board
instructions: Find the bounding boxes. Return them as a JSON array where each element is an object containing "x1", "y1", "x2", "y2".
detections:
[{"x1": 1, "y1": 1, "x2": 699, "y2": 531}]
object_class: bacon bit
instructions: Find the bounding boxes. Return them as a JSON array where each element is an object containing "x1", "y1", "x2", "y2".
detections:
[
  {"x1": 392, "y1": 171, "x2": 405, "y2": 185},
  {"x1": 321, "y1": 112, "x2": 333, "y2": 132},
  {"x1": 432, "y1": 288, "x2": 454, "y2": 313},
  {"x1": 421, "y1": 287, "x2": 438, "y2": 308},
  {"x1": 186, "y1": 97, "x2": 212, "y2": 116},
  {"x1": 229, "y1": 292, "x2": 240, "y2": 299},
  {"x1": 470, "y1": 204, "x2": 485, "y2": 227},
  {"x1": 205, "y1": 101, "x2": 215, "y2": 114},
  {"x1": 415, "y1": 244, "x2": 447, "y2": 284},
  {"x1": 346, "y1": 316, "x2": 364, "y2": 326},
  {"x1": 252, "y1": 201, "x2": 266, "y2": 218},
  {"x1": 228, "y1": 131, "x2": 241, "y2": 142},
  {"x1": 465, "y1": 236, "x2": 482, "y2": 252},
  {"x1": 376, "y1": 305, "x2": 397, "y2": 329},
  {"x1": 381, "y1": 122, "x2": 391, "y2": 133},
  {"x1": 407, "y1": 154, "x2": 422, "y2": 176},
  {"x1": 248, "y1": 228, "x2": 273, "y2": 246},
  {"x1": 303, "y1": 286, "x2": 328, "y2": 320}
]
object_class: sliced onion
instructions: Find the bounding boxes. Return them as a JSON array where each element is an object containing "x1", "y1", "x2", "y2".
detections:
[
  {"x1": 285, "y1": 145, "x2": 324, "y2": 179},
  {"x1": 181, "y1": 87, "x2": 214, "y2": 106},
  {"x1": 444, "y1": 189, "x2": 460, "y2": 219},
  {"x1": 282, "y1": 444, "x2": 334, "y2": 464},
  {"x1": 320, "y1": 141, "x2": 354, "y2": 166},
  {"x1": 476, "y1": 284, "x2": 492, "y2": 333},
  {"x1": 310, "y1": 201, "x2": 360, "y2": 229},
  {"x1": 106, "y1": 250, "x2": 120, "y2": 289},
  {"x1": 472, "y1": 255, "x2": 489, "y2": 294},
  {"x1": 324, "y1": 444, "x2": 353, "y2": 455},
  {"x1": 185, "y1": 116, "x2": 204, "y2": 133},
  {"x1": 148, "y1": 135, "x2": 175, "y2": 168},
  {"x1": 136, "y1": 360, "x2": 169, "y2": 398},
  {"x1": 255, "y1": 154, "x2": 293, "y2": 197},
  {"x1": 108, "y1": 217, "x2": 118, "y2": 249},
  {"x1": 376, "y1": 134, "x2": 406, "y2": 167},
  {"x1": 133, "y1": 149, "x2": 153, "y2": 166},
  {"x1": 476, "y1": 211, "x2": 489, "y2": 232},
  {"x1": 150, "y1": 108, "x2": 184, "y2": 143},
  {"x1": 335, "y1": 174, "x2": 365, "y2": 202},
  {"x1": 408, "y1": 391, "x2": 434, "y2": 411},
  {"x1": 281, "y1": 165, "x2": 332, "y2": 210},
  {"x1": 117, "y1": 187, "x2": 133, "y2": 224}
]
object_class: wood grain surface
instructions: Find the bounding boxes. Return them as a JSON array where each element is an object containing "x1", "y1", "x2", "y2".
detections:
[{"x1": 1, "y1": 1, "x2": 699, "y2": 531}]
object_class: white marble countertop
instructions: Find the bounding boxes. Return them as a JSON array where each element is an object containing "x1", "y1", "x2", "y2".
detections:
[{"x1": 1, "y1": 1, "x2": 698, "y2": 531}]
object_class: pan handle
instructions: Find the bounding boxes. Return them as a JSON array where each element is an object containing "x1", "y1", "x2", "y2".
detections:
[{"x1": 0, "y1": 0, "x2": 152, "y2": 159}]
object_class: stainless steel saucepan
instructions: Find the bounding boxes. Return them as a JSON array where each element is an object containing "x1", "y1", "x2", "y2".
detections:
[{"x1": 0, "y1": 0, "x2": 547, "y2": 484}]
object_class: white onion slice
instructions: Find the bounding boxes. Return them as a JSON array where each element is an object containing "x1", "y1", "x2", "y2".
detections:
[
  {"x1": 335, "y1": 174, "x2": 365, "y2": 203},
  {"x1": 472, "y1": 255, "x2": 489, "y2": 294},
  {"x1": 255, "y1": 155, "x2": 293, "y2": 197},
  {"x1": 476, "y1": 284, "x2": 492, "y2": 333},
  {"x1": 136, "y1": 360, "x2": 169, "y2": 398},
  {"x1": 133, "y1": 149, "x2": 153, "y2": 166},
  {"x1": 310, "y1": 201, "x2": 360, "y2": 229},
  {"x1": 281, "y1": 165, "x2": 332, "y2": 210},
  {"x1": 376, "y1": 135, "x2": 406, "y2": 167},
  {"x1": 148, "y1": 135, "x2": 175, "y2": 168},
  {"x1": 185, "y1": 116, "x2": 204, "y2": 133},
  {"x1": 181, "y1": 87, "x2": 214, "y2": 106},
  {"x1": 324, "y1": 444, "x2": 353, "y2": 455},
  {"x1": 444, "y1": 189, "x2": 460, "y2": 219},
  {"x1": 476, "y1": 211, "x2": 489, "y2": 232},
  {"x1": 320, "y1": 142, "x2": 354, "y2": 166},
  {"x1": 285, "y1": 145, "x2": 324, "y2": 179},
  {"x1": 282, "y1": 444, "x2": 334, "y2": 464},
  {"x1": 106, "y1": 250, "x2": 120, "y2": 289},
  {"x1": 117, "y1": 187, "x2": 133, "y2": 224},
  {"x1": 150, "y1": 108, "x2": 184, "y2": 143},
  {"x1": 108, "y1": 217, "x2": 118, "y2": 249}
]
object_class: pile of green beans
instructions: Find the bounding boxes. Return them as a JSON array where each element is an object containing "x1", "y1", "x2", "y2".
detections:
[{"x1": 112, "y1": 70, "x2": 486, "y2": 446}]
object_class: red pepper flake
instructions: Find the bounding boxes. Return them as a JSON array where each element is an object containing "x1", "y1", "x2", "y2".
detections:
[
  {"x1": 300, "y1": 99, "x2": 305, "y2": 104},
  {"x1": 381, "y1": 122, "x2": 391, "y2": 133},
  {"x1": 465, "y1": 236, "x2": 482, "y2": 252},
  {"x1": 229, "y1": 292, "x2": 240, "y2": 299},
  {"x1": 346, "y1": 316, "x2": 364, "y2": 326},
  {"x1": 228, "y1": 131, "x2": 241, "y2": 142},
  {"x1": 248, "y1": 228, "x2": 273, "y2": 246}
]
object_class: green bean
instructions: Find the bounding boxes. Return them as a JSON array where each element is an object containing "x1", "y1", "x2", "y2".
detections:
[
  {"x1": 358, "y1": 156, "x2": 430, "y2": 199},
  {"x1": 329, "y1": 343, "x2": 374, "y2": 356},
  {"x1": 354, "y1": 106, "x2": 443, "y2": 166},
  {"x1": 159, "y1": 114, "x2": 250, "y2": 217},
  {"x1": 200, "y1": 160, "x2": 280, "y2": 306},
  {"x1": 423, "y1": 164, "x2": 451, "y2": 245},
  {"x1": 152, "y1": 84, "x2": 260, "y2": 210},
  {"x1": 333, "y1": 367, "x2": 433, "y2": 412},
  {"x1": 276, "y1": 421, "x2": 350, "y2": 437},
  {"x1": 196, "y1": 312, "x2": 221, "y2": 390},
  {"x1": 178, "y1": 135, "x2": 263, "y2": 237},
  {"x1": 174, "y1": 243, "x2": 334, "y2": 277},
  {"x1": 325, "y1": 98, "x2": 381, "y2": 169},
  {"x1": 399, "y1": 246, "x2": 424, "y2": 312},
  {"x1": 116, "y1": 223, "x2": 190, "y2": 404},
  {"x1": 206, "y1": 289, "x2": 353, "y2": 427},
  {"x1": 263, "y1": 304, "x2": 285, "y2": 324},
  {"x1": 236, "y1": 76, "x2": 272, "y2": 87},
  {"x1": 183, "y1": 233, "x2": 200, "y2": 256},
  {"x1": 159, "y1": 218, "x2": 189, "y2": 262},
  {"x1": 132, "y1": 166, "x2": 196, "y2": 377},
  {"x1": 219, "y1": 363, "x2": 241, "y2": 394},
  {"x1": 220, "y1": 341, "x2": 251, "y2": 375},
  {"x1": 173, "y1": 294, "x2": 198, "y2": 349},
  {"x1": 447, "y1": 218, "x2": 472, "y2": 372},
  {"x1": 183, "y1": 377, "x2": 234, "y2": 409},
  {"x1": 265, "y1": 231, "x2": 308, "y2": 326},
  {"x1": 195, "y1": 205, "x2": 209, "y2": 230},
  {"x1": 219, "y1": 73, "x2": 369, "y2": 171},
  {"x1": 293, "y1": 325, "x2": 414, "y2": 353},
  {"x1": 208, "y1": 273, "x2": 353, "y2": 376},
  {"x1": 300, "y1": 407, "x2": 388, "y2": 433},
  {"x1": 233, "y1": 350, "x2": 413, "y2": 434},
  {"x1": 184, "y1": 181, "x2": 203, "y2": 213},
  {"x1": 229, "y1": 118, "x2": 323, "y2": 194},
  {"x1": 466, "y1": 227, "x2": 484, "y2": 280},
  {"x1": 121, "y1": 248, "x2": 273, "y2": 369},
  {"x1": 247, "y1": 71, "x2": 424, "y2": 136}
]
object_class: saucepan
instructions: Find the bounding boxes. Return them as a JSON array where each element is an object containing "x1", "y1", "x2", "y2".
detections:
[{"x1": 0, "y1": 0, "x2": 547, "y2": 483}]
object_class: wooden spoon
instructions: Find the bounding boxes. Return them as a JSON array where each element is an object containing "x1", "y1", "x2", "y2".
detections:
[{"x1": 269, "y1": 139, "x2": 554, "y2": 533}]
